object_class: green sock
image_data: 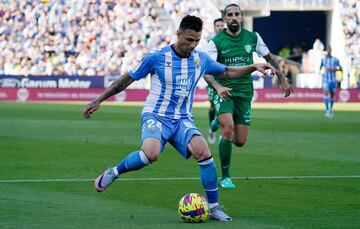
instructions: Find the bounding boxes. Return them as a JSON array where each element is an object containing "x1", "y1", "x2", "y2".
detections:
[
  {"x1": 208, "y1": 109, "x2": 215, "y2": 127},
  {"x1": 219, "y1": 138, "x2": 232, "y2": 180}
]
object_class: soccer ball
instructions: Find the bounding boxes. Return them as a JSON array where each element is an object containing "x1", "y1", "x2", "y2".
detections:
[{"x1": 178, "y1": 193, "x2": 209, "y2": 223}]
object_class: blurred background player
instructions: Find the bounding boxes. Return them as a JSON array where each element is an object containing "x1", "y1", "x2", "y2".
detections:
[
  {"x1": 207, "y1": 18, "x2": 224, "y2": 144},
  {"x1": 320, "y1": 45, "x2": 342, "y2": 118},
  {"x1": 83, "y1": 15, "x2": 276, "y2": 221},
  {"x1": 205, "y1": 3, "x2": 293, "y2": 189}
]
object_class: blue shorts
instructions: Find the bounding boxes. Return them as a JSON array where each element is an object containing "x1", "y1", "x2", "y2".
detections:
[
  {"x1": 141, "y1": 113, "x2": 202, "y2": 159},
  {"x1": 322, "y1": 82, "x2": 336, "y2": 93}
]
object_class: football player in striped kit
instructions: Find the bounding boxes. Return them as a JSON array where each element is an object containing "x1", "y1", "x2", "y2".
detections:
[
  {"x1": 320, "y1": 45, "x2": 342, "y2": 118},
  {"x1": 83, "y1": 15, "x2": 276, "y2": 222}
]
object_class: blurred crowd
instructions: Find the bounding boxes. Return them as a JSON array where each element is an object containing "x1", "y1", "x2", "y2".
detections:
[
  {"x1": 0, "y1": 0, "x2": 214, "y2": 77},
  {"x1": 339, "y1": 0, "x2": 360, "y2": 73}
]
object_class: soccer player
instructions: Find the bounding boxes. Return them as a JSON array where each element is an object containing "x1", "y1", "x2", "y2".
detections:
[
  {"x1": 320, "y1": 45, "x2": 342, "y2": 118},
  {"x1": 83, "y1": 15, "x2": 276, "y2": 221},
  {"x1": 207, "y1": 18, "x2": 224, "y2": 144},
  {"x1": 205, "y1": 4, "x2": 294, "y2": 189}
]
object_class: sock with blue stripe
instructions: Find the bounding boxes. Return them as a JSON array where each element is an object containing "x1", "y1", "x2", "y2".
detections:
[
  {"x1": 330, "y1": 98, "x2": 334, "y2": 110},
  {"x1": 198, "y1": 156, "x2": 219, "y2": 205},
  {"x1": 324, "y1": 96, "x2": 329, "y2": 111},
  {"x1": 114, "y1": 150, "x2": 150, "y2": 176}
]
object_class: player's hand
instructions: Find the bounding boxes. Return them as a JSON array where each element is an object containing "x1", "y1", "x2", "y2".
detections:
[
  {"x1": 215, "y1": 85, "x2": 232, "y2": 99},
  {"x1": 279, "y1": 77, "x2": 294, "y2": 97},
  {"x1": 83, "y1": 100, "x2": 100, "y2": 119},
  {"x1": 255, "y1": 63, "x2": 277, "y2": 76}
]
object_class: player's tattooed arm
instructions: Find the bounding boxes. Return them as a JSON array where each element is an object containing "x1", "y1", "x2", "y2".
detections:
[
  {"x1": 96, "y1": 73, "x2": 134, "y2": 103},
  {"x1": 83, "y1": 73, "x2": 134, "y2": 119},
  {"x1": 203, "y1": 74, "x2": 232, "y2": 99},
  {"x1": 264, "y1": 53, "x2": 294, "y2": 97}
]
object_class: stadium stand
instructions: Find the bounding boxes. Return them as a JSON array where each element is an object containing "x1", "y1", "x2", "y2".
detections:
[
  {"x1": 0, "y1": 0, "x2": 358, "y2": 88},
  {"x1": 0, "y1": 0, "x2": 217, "y2": 77},
  {"x1": 339, "y1": 0, "x2": 360, "y2": 74}
]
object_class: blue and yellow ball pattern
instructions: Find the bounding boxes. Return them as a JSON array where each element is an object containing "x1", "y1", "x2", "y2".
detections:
[{"x1": 178, "y1": 193, "x2": 209, "y2": 223}]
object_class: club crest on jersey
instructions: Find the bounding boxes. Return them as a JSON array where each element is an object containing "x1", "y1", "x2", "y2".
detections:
[
  {"x1": 194, "y1": 58, "x2": 201, "y2": 69},
  {"x1": 245, "y1": 44, "x2": 252, "y2": 53}
]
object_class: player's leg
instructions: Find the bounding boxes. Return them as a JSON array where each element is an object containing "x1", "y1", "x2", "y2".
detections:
[
  {"x1": 171, "y1": 119, "x2": 231, "y2": 221},
  {"x1": 210, "y1": 94, "x2": 221, "y2": 133},
  {"x1": 233, "y1": 124, "x2": 249, "y2": 147},
  {"x1": 94, "y1": 113, "x2": 166, "y2": 192},
  {"x1": 218, "y1": 112, "x2": 235, "y2": 188},
  {"x1": 323, "y1": 83, "x2": 331, "y2": 117},
  {"x1": 216, "y1": 96, "x2": 235, "y2": 188},
  {"x1": 233, "y1": 99, "x2": 251, "y2": 147},
  {"x1": 329, "y1": 82, "x2": 336, "y2": 117},
  {"x1": 188, "y1": 136, "x2": 231, "y2": 221},
  {"x1": 208, "y1": 101, "x2": 216, "y2": 144}
]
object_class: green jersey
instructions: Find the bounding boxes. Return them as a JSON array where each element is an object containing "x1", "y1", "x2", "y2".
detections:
[{"x1": 208, "y1": 28, "x2": 270, "y2": 100}]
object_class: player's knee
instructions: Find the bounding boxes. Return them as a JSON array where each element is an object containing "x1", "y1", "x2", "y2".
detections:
[
  {"x1": 141, "y1": 150, "x2": 160, "y2": 163},
  {"x1": 194, "y1": 150, "x2": 211, "y2": 161},
  {"x1": 234, "y1": 140, "x2": 246, "y2": 147},
  {"x1": 191, "y1": 144, "x2": 211, "y2": 161},
  {"x1": 222, "y1": 127, "x2": 234, "y2": 139}
]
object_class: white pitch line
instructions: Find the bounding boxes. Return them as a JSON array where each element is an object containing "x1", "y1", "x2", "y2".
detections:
[{"x1": 0, "y1": 175, "x2": 359, "y2": 183}]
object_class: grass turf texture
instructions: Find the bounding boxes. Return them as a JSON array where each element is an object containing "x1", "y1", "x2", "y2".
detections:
[{"x1": 0, "y1": 102, "x2": 359, "y2": 228}]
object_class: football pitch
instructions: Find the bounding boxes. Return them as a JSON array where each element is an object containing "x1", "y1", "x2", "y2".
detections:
[{"x1": 0, "y1": 102, "x2": 359, "y2": 228}]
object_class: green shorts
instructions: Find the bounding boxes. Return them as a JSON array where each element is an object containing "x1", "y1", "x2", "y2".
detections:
[
  {"x1": 214, "y1": 95, "x2": 252, "y2": 126},
  {"x1": 207, "y1": 86, "x2": 216, "y2": 103}
]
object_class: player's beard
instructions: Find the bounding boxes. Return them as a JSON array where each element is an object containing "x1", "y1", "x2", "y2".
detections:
[{"x1": 228, "y1": 20, "x2": 240, "y2": 33}]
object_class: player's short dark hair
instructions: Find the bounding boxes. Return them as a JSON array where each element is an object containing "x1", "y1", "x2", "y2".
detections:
[
  {"x1": 213, "y1": 18, "x2": 223, "y2": 25},
  {"x1": 223, "y1": 3, "x2": 241, "y2": 17},
  {"x1": 179, "y1": 15, "x2": 203, "y2": 32}
]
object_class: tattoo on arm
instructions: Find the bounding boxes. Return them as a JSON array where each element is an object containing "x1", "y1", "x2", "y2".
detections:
[
  {"x1": 204, "y1": 74, "x2": 217, "y2": 87},
  {"x1": 98, "y1": 73, "x2": 134, "y2": 102},
  {"x1": 266, "y1": 54, "x2": 283, "y2": 81}
]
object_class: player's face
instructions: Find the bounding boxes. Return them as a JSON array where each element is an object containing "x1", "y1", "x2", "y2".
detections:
[
  {"x1": 176, "y1": 29, "x2": 202, "y2": 57},
  {"x1": 214, "y1": 21, "x2": 224, "y2": 34},
  {"x1": 224, "y1": 6, "x2": 242, "y2": 33}
]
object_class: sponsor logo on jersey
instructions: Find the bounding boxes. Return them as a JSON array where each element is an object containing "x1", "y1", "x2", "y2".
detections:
[{"x1": 223, "y1": 56, "x2": 250, "y2": 65}]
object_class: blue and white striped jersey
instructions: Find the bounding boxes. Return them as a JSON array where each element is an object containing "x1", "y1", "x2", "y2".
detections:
[
  {"x1": 320, "y1": 56, "x2": 341, "y2": 84},
  {"x1": 128, "y1": 45, "x2": 226, "y2": 119}
]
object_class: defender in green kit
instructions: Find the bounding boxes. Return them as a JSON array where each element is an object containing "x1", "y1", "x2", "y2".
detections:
[{"x1": 205, "y1": 3, "x2": 294, "y2": 188}]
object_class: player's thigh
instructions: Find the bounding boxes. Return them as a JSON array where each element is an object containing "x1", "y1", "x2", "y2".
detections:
[
  {"x1": 329, "y1": 82, "x2": 336, "y2": 96},
  {"x1": 322, "y1": 82, "x2": 331, "y2": 94},
  {"x1": 141, "y1": 113, "x2": 170, "y2": 159},
  {"x1": 214, "y1": 94, "x2": 234, "y2": 116},
  {"x1": 187, "y1": 135, "x2": 211, "y2": 161},
  {"x1": 169, "y1": 118, "x2": 203, "y2": 159},
  {"x1": 233, "y1": 124, "x2": 249, "y2": 146},
  {"x1": 233, "y1": 99, "x2": 252, "y2": 126}
]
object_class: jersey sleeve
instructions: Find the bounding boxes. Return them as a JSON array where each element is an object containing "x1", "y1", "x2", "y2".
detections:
[
  {"x1": 206, "y1": 40, "x2": 218, "y2": 61},
  {"x1": 203, "y1": 52, "x2": 226, "y2": 75},
  {"x1": 255, "y1": 32, "x2": 270, "y2": 57},
  {"x1": 128, "y1": 53, "x2": 156, "y2": 80}
]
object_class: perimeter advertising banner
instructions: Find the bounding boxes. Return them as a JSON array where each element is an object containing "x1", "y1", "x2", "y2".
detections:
[
  {"x1": 1, "y1": 75, "x2": 359, "y2": 102},
  {"x1": 0, "y1": 75, "x2": 104, "y2": 88},
  {"x1": 1, "y1": 87, "x2": 360, "y2": 103}
]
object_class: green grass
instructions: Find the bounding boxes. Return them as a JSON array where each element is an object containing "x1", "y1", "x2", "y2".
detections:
[{"x1": 0, "y1": 102, "x2": 359, "y2": 228}]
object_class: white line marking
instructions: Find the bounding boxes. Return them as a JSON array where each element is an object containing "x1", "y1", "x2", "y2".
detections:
[{"x1": 0, "y1": 175, "x2": 359, "y2": 183}]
